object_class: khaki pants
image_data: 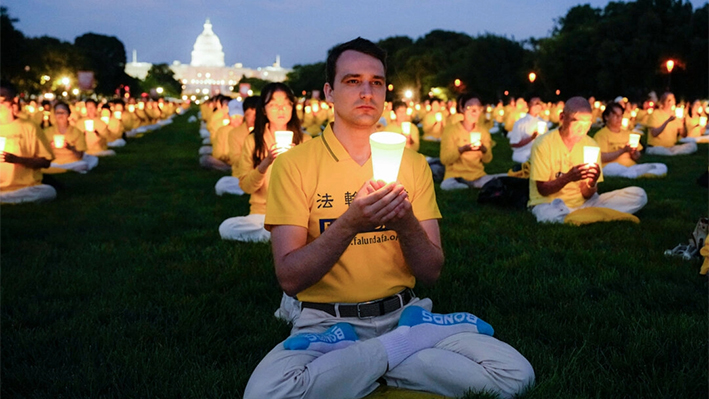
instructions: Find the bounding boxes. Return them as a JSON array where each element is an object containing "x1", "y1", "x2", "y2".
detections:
[{"x1": 244, "y1": 297, "x2": 534, "y2": 399}]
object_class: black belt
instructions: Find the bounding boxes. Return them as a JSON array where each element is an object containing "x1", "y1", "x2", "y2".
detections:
[{"x1": 301, "y1": 288, "x2": 415, "y2": 318}]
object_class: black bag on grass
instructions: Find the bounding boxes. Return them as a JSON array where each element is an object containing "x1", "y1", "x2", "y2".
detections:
[{"x1": 477, "y1": 176, "x2": 529, "y2": 209}]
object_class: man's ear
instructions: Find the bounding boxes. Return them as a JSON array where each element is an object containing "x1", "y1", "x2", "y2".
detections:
[
  {"x1": 324, "y1": 82, "x2": 334, "y2": 103},
  {"x1": 559, "y1": 111, "x2": 565, "y2": 125}
]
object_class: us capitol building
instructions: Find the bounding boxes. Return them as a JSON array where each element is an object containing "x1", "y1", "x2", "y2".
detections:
[{"x1": 125, "y1": 18, "x2": 290, "y2": 97}]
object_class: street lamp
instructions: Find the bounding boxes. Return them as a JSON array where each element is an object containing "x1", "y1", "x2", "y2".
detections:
[
  {"x1": 528, "y1": 72, "x2": 537, "y2": 83},
  {"x1": 665, "y1": 59, "x2": 675, "y2": 90},
  {"x1": 156, "y1": 87, "x2": 164, "y2": 94}
]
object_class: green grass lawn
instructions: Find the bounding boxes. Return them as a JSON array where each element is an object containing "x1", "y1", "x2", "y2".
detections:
[{"x1": 2, "y1": 110, "x2": 707, "y2": 398}]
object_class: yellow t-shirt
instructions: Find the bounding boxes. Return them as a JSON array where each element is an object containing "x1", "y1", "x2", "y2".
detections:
[
  {"x1": 593, "y1": 126, "x2": 642, "y2": 167},
  {"x1": 229, "y1": 123, "x2": 250, "y2": 177},
  {"x1": 238, "y1": 127, "x2": 310, "y2": 215},
  {"x1": 647, "y1": 109, "x2": 682, "y2": 147},
  {"x1": 75, "y1": 117, "x2": 109, "y2": 154},
  {"x1": 528, "y1": 129, "x2": 604, "y2": 208},
  {"x1": 381, "y1": 122, "x2": 420, "y2": 152},
  {"x1": 42, "y1": 125, "x2": 87, "y2": 164},
  {"x1": 265, "y1": 123, "x2": 442, "y2": 303},
  {"x1": 106, "y1": 118, "x2": 124, "y2": 142},
  {"x1": 440, "y1": 121, "x2": 493, "y2": 182},
  {"x1": 0, "y1": 119, "x2": 54, "y2": 192},
  {"x1": 685, "y1": 115, "x2": 706, "y2": 138},
  {"x1": 421, "y1": 112, "x2": 445, "y2": 139}
]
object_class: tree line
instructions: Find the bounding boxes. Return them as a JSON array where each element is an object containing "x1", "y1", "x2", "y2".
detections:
[{"x1": 287, "y1": 0, "x2": 707, "y2": 103}]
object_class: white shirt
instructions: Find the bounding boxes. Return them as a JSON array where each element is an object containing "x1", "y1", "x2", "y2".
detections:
[{"x1": 508, "y1": 113, "x2": 545, "y2": 163}]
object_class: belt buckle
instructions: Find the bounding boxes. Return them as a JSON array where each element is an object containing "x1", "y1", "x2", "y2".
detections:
[{"x1": 356, "y1": 299, "x2": 379, "y2": 319}]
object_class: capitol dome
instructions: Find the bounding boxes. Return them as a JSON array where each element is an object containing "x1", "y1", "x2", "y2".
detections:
[{"x1": 190, "y1": 18, "x2": 226, "y2": 67}]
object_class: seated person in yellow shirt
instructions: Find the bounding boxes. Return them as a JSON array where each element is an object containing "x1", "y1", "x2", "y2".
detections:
[
  {"x1": 76, "y1": 99, "x2": 115, "y2": 157},
  {"x1": 595, "y1": 102, "x2": 666, "y2": 178},
  {"x1": 215, "y1": 96, "x2": 259, "y2": 196},
  {"x1": 527, "y1": 97, "x2": 647, "y2": 223},
  {"x1": 421, "y1": 97, "x2": 446, "y2": 141},
  {"x1": 245, "y1": 38, "x2": 534, "y2": 399},
  {"x1": 646, "y1": 92, "x2": 696, "y2": 155},
  {"x1": 219, "y1": 83, "x2": 309, "y2": 242},
  {"x1": 384, "y1": 101, "x2": 420, "y2": 152},
  {"x1": 200, "y1": 99, "x2": 242, "y2": 172},
  {"x1": 42, "y1": 102, "x2": 97, "y2": 173},
  {"x1": 439, "y1": 93, "x2": 505, "y2": 190},
  {"x1": 101, "y1": 103, "x2": 126, "y2": 148},
  {"x1": 0, "y1": 86, "x2": 57, "y2": 204},
  {"x1": 683, "y1": 99, "x2": 708, "y2": 140}
]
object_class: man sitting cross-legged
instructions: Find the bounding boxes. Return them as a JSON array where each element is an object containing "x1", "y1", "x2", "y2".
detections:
[{"x1": 244, "y1": 38, "x2": 534, "y2": 399}]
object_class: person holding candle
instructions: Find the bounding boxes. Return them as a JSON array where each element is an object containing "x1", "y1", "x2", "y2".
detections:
[
  {"x1": 75, "y1": 99, "x2": 114, "y2": 157},
  {"x1": 594, "y1": 102, "x2": 667, "y2": 179},
  {"x1": 102, "y1": 103, "x2": 126, "y2": 148},
  {"x1": 216, "y1": 95, "x2": 260, "y2": 196},
  {"x1": 219, "y1": 83, "x2": 308, "y2": 242},
  {"x1": 528, "y1": 97, "x2": 647, "y2": 223},
  {"x1": 0, "y1": 86, "x2": 57, "y2": 204},
  {"x1": 244, "y1": 38, "x2": 534, "y2": 399},
  {"x1": 683, "y1": 99, "x2": 708, "y2": 140},
  {"x1": 439, "y1": 92, "x2": 505, "y2": 191},
  {"x1": 421, "y1": 97, "x2": 446, "y2": 141},
  {"x1": 508, "y1": 96, "x2": 547, "y2": 164},
  {"x1": 42, "y1": 101, "x2": 96, "y2": 174},
  {"x1": 646, "y1": 92, "x2": 696, "y2": 155},
  {"x1": 200, "y1": 99, "x2": 243, "y2": 172},
  {"x1": 383, "y1": 100, "x2": 420, "y2": 152}
]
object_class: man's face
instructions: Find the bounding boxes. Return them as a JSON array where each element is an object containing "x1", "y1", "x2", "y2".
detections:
[
  {"x1": 394, "y1": 106, "x2": 408, "y2": 122},
  {"x1": 528, "y1": 98, "x2": 542, "y2": 116},
  {"x1": 324, "y1": 50, "x2": 386, "y2": 129},
  {"x1": 0, "y1": 97, "x2": 14, "y2": 120},
  {"x1": 462, "y1": 98, "x2": 482, "y2": 123},
  {"x1": 662, "y1": 94, "x2": 676, "y2": 110},
  {"x1": 606, "y1": 107, "x2": 623, "y2": 130},
  {"x1": 86, "y1": 102, "x2": 97, "y2": 118},
  {"x1": 561, "y1": 111, "x2": 592, "y2": 143}
]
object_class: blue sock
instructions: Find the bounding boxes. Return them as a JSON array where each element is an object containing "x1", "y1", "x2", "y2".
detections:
[
  {"x1": 378, "y1": 306, "x2": 494, "y2": 369},
  {"x1": 283, "y1": 323, "x2": 359, "y2": 353},
  {"x1": 398, "y1": 305, "x2": 494, "y2": 336}
]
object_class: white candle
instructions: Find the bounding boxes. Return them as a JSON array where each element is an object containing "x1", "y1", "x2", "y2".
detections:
[
  {"x1": 114, "y1": 111, "x2": 122, "y2": 120},
  {"x1": 312, "y1": 103, "x2": 319, "y2": 113},
  {"x1": 128, "y1": 105, "x2": 135, "y2": 113},
  {"x1": 84, "y1": 119, "x2": 94, "y2": 132},
  {"x1": 305, "y1": 105, "x2": 312, "y2": 114},
  {"x1": 628, "y1": 133, "x2": 641, "y2": 149},
  {"x1": 700, "y1": 116, "x2": 707, "y2": 127},
  {"x1": 53, "y1": 134, "x2": 66, "y2": 148},
  {"x1": 537, "y1": 121, "x2": 547, "y2": 135},
  {"x1": 101, "y1": 116, "x2": 110, "y2": 125},
  {"x1": 449, "y1": 106, "x2": 456, "y2": 115},
  {"x1": 675, "y1": 108, "x2": 684, "y2": 118},
  {"x1": 485, "y1": 112, "x2": 491, "y2": 121},
  {"x1": 401, "y1": 121, "x2": 411, "y2": 135},
  {"x1": 583, "y1": 146, "x2": 600, "y2": 164},
  {"x1": 370, "y1": 132, "x2": 406, "y2": 183},
  {"x1": 390, "y1": 111, "x2": 396, "y2": 121},
  {"x1": 435, "y1": 112, "x2": 442, "y2": 122},
  {"x1": 0, "y1": 137, "x2": 6, "y2": 152},
  {"x1": 222, "y1": 118, "x2": 229, "y2": 126},
  {"x1": 275, "y1": 130, "x2": 294, "y2": 151},
  {"x1": 469, "y1": 132, "x2": 482, "y2": 146},
  {"x1": 647, "y1": 108, "x2": 653, "y2": 114},
  {"x1": 621, "y1": 118, "x2": 629, "y2": 129}
]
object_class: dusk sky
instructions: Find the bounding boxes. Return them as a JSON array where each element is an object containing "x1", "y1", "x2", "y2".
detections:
[{"x1": 9, "y1": 0, "x2": 708, "y2": 70}]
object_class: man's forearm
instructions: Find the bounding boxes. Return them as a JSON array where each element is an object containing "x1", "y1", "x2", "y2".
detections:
[
  {"x1": 395, "y1": 217, "x2": 443, "y2": 285},
  {"x1": 274, "y1": 217, "x2": 359, "y2": 297},
  {"x1": 536, "y1": 174, "x2": 569, "y2": 197}
]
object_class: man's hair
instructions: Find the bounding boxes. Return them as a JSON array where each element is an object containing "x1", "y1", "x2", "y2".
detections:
[
  {"x1": 659, "y1": 92, "x2": 674, "y2": 105},
  {"x1": 85, "y1": 98, "x2": 98, "y2": 107},
  {"x1": 54, "y1": 101, "x2": 71, "y2": 115},
  {"x1": 391, "y1": 100, "x2": 407, "y2": 112},
  {"x1": 563, "y1": 96, "x2": 592, "y2": 117},
  {"x1": 243, "y1": 95, "x2": 260, "y2": 112},
  {"x1": 456, "y1": 92, "x2": 481, "y2": 113},
  {"x1": 527, "y1": 95, "x2": 542, "y2": 105},
  {"x1": 326, "y1": 37, "x2": 386, "y2": 87},
  {"x1": 0, "y1": 81, "x2": 17, "y2": 102}
]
